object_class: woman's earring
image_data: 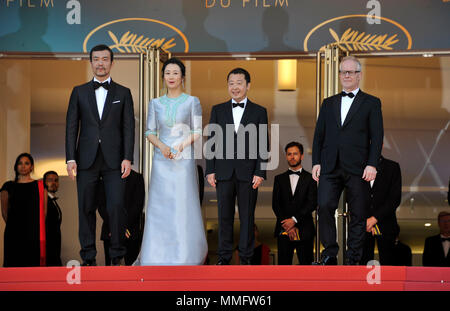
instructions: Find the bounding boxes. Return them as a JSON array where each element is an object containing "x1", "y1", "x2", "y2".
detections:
[{"x1": 182, "y1": 80, "x2": 185, "y2": 89}]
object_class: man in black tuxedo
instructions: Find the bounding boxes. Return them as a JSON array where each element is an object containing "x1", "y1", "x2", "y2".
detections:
[
  {"x1": 360, "y1": 156, "x2": 402, "y2": 265},
  {"x1": 272, "y1": 142, "x2": 317, "y2": 265},
  {"x1": 44, "y1": 171, "x2": 62, "y2": 266},
  {"x1": 65, "y1": 44, "x2": 135, "y2": 266},
  {"x1": 206, "y1": 68, "x2": 268, "y2": 265},
  {"x1": 312, "y1": 56, "x2": 384, "y2": 265},
  {"x1": 423, "y1": 211, "x2": 450, "y2": 267}
]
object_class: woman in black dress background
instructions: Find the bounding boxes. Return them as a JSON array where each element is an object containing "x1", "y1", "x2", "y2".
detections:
[{"x1": 1, "y1": 153, "x2": 47, "y2": 267}]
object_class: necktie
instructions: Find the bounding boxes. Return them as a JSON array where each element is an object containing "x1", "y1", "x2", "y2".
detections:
[
  {"x1": 442, "y1": 237, "x2": 450, "y2": 242},
  {"x1": 341, "y1": 91, "x2": 355, "y2": 98},
  {"x1": 232, "y1": 102, "x2": 245, "y2": 108},
  {"x1": 93, "y1": 81, "x2": 110, "y2": 90},
  {"x1": 289, "y1": 171, "x2": 301, "y2": 176}
]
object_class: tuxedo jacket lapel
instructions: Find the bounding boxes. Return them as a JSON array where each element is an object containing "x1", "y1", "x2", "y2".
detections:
[
  {"x1": 343, "y1": 90, "x2": 365, "y2": 127},
  {"x1": 283, "y1": 171, "x2": 294, "y2": 200},
  {"x1": 332, "y1": 96, "x2": 342, "y2": 128},
  {"x1": 88, "y1": 81, "x2": 101, "y2": 123},
  {"x1": 224, "y1": 100, "x2": 234, "y2": 126},
  {"x1": 239, "y1": 100, "x2": 252, "y2": 128},
  {"x1": 293, "y1": 170, "x2": 306, "y2": 198},
  {"x1": 99, "y1": 80, "x2": 116, "y2": 123}
]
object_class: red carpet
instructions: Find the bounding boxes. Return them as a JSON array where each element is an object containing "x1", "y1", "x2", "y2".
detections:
[{"x1": 0, "y1": 266, "x2": 448, "y2": 291}]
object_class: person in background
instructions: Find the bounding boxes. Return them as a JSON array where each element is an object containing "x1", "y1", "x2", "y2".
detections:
[
  {"x1": 1, "y1": 153, "x2": 47, "y2": 267},
  {"x1": 360, "y1": 155, "x2": 402, "y2": 266},
  {"x1": 43, "y1": 171, "x2": 62, "y2": 266},
  {"x1": 99, "y1": 169, "x2": 145, "y2": 265},
  {"x1": 423, "y1": 211, "x2": 450, "y2": 267},
  {"x1": 272, "y1": 142, "x2": 317, "y2": 265}
]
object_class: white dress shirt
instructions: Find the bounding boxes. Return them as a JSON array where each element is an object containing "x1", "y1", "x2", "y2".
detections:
[
  {"x1": 288, "y1": 167, "x2": 302, "y2": 223},
  {"x1": 94, "y1": 76, "x2": 111, "y2": 120},
  {"x1": 231, "y1": 97, "x2": 247, "y2": 132},
  {"x1": 341, "y1": 88, "x2": 359, "y2": 125},
  {"x1": 441, "y1": 234, "x2": 450, "y2": 258}
]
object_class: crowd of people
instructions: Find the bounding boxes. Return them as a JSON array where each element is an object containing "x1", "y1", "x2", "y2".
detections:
[{"x1": 1, "y1": 45, "x2": 449, "y2": 268}]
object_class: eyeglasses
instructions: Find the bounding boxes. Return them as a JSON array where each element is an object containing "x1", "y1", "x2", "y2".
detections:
[{"x1": 339, "y1": 70, "x2": 361, "y2": 76}]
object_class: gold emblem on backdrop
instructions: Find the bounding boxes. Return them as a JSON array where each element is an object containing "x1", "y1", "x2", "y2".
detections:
[
  {"x1": 83, "y1": 18, "x2": 189, "y2": 53},
  {"x1": 303, "y1": 15, "x2": 412, "y2": 52}
]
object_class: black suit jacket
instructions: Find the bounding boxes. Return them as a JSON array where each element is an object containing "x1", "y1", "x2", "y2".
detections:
[
  {"x1": 370, "y1": 156, "x2": 402, "y2": 237},
  {"x1": 45, "y1": 197, "x2": 62, "y2": 266},
  {"x1": 272, "y1": 169, "x2": 317, "y2": 242},
  {"x1": 423, "y1": 234, "x2": 450, "y2": 267},
  {"x1": 205, "y1": 99, "x2": 268, "y2": 181},
  {"x1": 98, "y1": 170, "x2": 145, "y2": 241},
  {"x1": 65, "y1": 79, "x2": 135, "y2": 169},
  {"x1": 312, "y1": 90, "x2": 384, "y2": 176}
]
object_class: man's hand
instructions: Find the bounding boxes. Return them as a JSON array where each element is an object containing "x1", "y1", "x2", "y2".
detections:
[
  {"x1": 312, "y1": 164, "x2": 321, "y2": 182},
  {"x1": 287, "y1": 227, "x2": 299, "y2": 241},
  {"x1": 362, "y1": 165, "x2": 377, "y2": 182},
  {"x1": 252, "y1": 176, "x2": 264, "y2": 189},
  {"x1": 366, "y1": 216, "x2": 378, "y2": 233},
  {"x1": 67, "y1": 162, "x2": 77, "y2": 181},
  {"x1": 281, "y1": 218, "x2": 296, "y2": 232},
  {"x1": 121, "y1": 159, "x2": 132, "y2": 179},
  {"x1": 206, "y1": 173, "x2": 216, "y2": 188}
]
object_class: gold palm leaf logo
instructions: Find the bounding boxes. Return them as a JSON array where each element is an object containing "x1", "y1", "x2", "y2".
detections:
[
  {"x1": 324, "y1": 27, "x2": 399, "y2": 51},
  {"x1": 108, "y1": 30, "x2": 176, "y2": 53}
]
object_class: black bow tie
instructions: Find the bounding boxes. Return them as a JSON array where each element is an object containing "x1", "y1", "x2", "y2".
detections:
[
  {"x1": 289, "y1": 171, "x2": 301, "y2": 176},
  {"x1": 442, "y1": 237, "x2": 450, "y2": 242},
  {"x1": 341, "y1": 91, "x2": 355, "y2": 98},
  {"x1": 93, "y1": 81, "x2": 110, "y2": 90},
  {"x1": 50, "y1": 197, "x2": 58, "y2": 201},
  {"x1": 232, "y1": 102, "x2": 245, "y2": 108}
]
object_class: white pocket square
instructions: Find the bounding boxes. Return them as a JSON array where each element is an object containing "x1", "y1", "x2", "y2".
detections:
[{"x1": 112, "y1": 100, "x2": 121, "y2": 104}]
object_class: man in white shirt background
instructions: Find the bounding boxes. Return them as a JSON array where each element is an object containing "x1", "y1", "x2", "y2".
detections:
[{"x1": 272, "y1": 142, "x2": 317, "y2": 265}]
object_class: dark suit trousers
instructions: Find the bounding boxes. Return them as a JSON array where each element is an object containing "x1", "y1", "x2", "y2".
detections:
[
  {"x1": 216, "y1": 173, "x2": 258, "y2": 262},
  {"x1": 277, "y1": 235, "x2": 314, "y2": 265},
  {"x1": 361, "y1": 233, "x2": 397, "y2": 265},
  {"x1": 76, "y1": 147, "x2": 126, "y2": 261},
  {"x1": 318, "y1": 165, "x2": 370, "y2": 262}
]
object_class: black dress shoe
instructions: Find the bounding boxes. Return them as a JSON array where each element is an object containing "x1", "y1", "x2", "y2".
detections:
[
  {"x1": 239, "y1": 258, "x2": 251, "y2": 265},
  {"x1": 111, "y1": 257, "x2": 124, "y2": 266},
  {"x1": 319, "y1": 256, "x2": 337, "y2": 265},
  {"x1": 82, "y1": 259, "x2": 97, "y2": 266},
  {"x1": 216, "y1": 258, "x2": 230, "y2": 265}
]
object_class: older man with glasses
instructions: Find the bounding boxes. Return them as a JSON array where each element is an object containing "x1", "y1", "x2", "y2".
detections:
[{"x1": 312, "y1": 56, "x2": 384, "y2": 265}]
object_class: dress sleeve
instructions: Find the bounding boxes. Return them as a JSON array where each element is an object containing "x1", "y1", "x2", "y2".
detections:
[
  {"x1": 0, "y1": 181, "x2": 14, "y2": 194},
  {"x1": 190, "y1": 96, "x2": 202, "y2": 134},
  {"x1": 145, "y1": 98, "x2": 158, "y2": 137}
]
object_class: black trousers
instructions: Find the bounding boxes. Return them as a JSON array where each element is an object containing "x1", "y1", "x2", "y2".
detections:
[
  {"x1": 103, "y1": 236, "x2": 142, "y2": 266},
  {"x1": 216, "y1": 173, "x2": 258, "y2": 262},
  {"x1": 76, "y1": 148, "x2": 126, "y2": 262},
  {"x1": 318, "y1": 165, "x2": 370, "y2": 262},
  {"x1": 360, "y1": 233, "x2": 397, "y2": 265},
  {"x1": 277, "y1": 235, "x2": 314, "y2": 265}
]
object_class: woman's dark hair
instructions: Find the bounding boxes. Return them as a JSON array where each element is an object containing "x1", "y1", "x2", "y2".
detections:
[
  {"x1": 284, "y1": 142, "x2": 304, "y2": 154},
  {"x1": 227, "y1": 68, "x2": 251, "y2": 84},
  {"x1": 89, "y1": 44, "x2": 114, "y2": 62},
  {"x1": 162, "y1": 57, "x2": 186, "y2": 78},
  {"x1": 14, "y1": 153, "x2": 34, "y2": 182}
]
